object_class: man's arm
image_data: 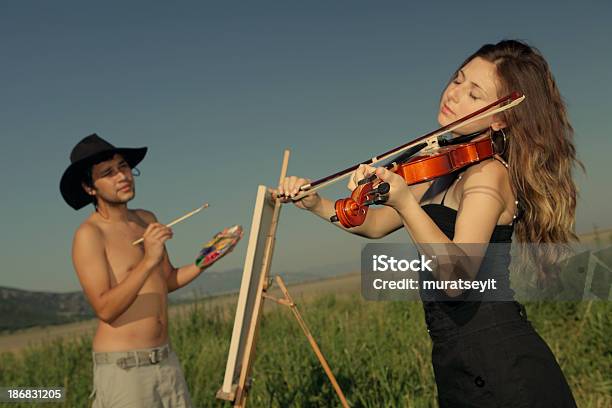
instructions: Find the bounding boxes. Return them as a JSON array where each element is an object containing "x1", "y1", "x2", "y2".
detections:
[
  {"x1": 72, "y1": 222, "x2": 169, "y2": 323},
  {"x1": 136, "y1": 210, "x2": 206, "y2": 293},
  {"x1": 165, "y1": 261, "x2": 207, "y2": 293}
]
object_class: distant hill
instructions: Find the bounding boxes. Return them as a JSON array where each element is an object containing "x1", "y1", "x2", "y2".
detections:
[
  {"x1": 577, "y1": 227, "x2": 612, "y2": 247},
  {"x1": 0, "y1": 262, "x2": 356, "y2": 332},
  {"x1": 0, "y1": 287, "x2": 93, "y2": 332},
  {"x1": 169, "y1": 263, "x2": 356, "y2": 303}
]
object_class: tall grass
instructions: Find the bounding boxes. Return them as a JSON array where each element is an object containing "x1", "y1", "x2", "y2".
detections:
[{"x1": 1, "y1": 295, "x2": 610, "y2": 407}]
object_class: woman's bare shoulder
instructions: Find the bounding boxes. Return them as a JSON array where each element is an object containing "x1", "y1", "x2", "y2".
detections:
[{"x1": 461, "y1": 158, "x2": 509, "y2": 188}]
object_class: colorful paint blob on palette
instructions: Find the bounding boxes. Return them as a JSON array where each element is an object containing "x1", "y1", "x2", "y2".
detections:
[{"x1": 195, "y1": 225, "x2": 243, "y2": 268}]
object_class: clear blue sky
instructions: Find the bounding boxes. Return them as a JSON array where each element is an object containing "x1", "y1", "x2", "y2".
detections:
[{"x1": 1, "y1": 1, "x2": 610, "y2": 292}]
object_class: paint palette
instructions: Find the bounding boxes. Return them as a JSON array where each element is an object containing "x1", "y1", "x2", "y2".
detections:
[{"x1": 195, "y1": 224, "x2": 243, "y2": 268}]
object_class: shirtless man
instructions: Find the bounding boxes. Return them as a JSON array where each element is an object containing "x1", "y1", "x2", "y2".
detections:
[{"x1": 60, "y1": 134, "x2": 210, "y2": 407}]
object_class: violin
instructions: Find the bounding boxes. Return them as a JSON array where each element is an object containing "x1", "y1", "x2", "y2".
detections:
[
  {"x1": 281, "y1": 92, "x2": 525, "y2": 228},
  {"x1": 331, "y1": 131, "x2": 498, "y2": 227}
]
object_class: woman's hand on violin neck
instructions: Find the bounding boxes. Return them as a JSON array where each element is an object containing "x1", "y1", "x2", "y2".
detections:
[
  {"x1": 347, "y1": 164, "x2": 376, "y2": 191},
  {"x1": 277, "y1": 176, "x2": 321, "y2": 210},
  {"x1": 374, "y1": 166, "x2": 416, "y2": 211}
]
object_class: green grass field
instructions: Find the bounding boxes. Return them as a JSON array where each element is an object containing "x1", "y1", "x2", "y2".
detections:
[{"x1": 0, "y1": 295, "x2": 610, "y2": 407}]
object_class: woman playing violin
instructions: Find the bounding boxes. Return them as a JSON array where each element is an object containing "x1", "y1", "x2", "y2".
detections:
[{"x1": 278, "y1": 40, "x2": 579, "y2": 407}]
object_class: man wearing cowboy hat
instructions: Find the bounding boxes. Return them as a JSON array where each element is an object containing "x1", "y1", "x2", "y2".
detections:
[{"x1": 61, "y1": 134, "x2": 206, "y2": 407}]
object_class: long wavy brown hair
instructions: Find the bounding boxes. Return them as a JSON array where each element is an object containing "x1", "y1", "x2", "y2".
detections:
[{"x1": 459, "y1": 40, "x2": 583, "y2": 282}]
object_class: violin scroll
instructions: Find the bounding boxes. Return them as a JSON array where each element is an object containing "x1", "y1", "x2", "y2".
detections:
[{"x1": 330, "y1": 181, "x2": 390, "y2": 227}]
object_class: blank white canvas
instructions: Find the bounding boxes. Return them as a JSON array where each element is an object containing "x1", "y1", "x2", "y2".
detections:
[{"x1": 221, "y1": 185, "x2": 275, "y2": 394}]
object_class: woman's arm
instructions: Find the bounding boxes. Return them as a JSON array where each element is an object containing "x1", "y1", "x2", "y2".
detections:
[
  {"x1": 374, "y1": 160, "x2": 511, "y2": 294},
  {"x1": 307, "y1": 196, "x2": 403, "y2": 238},
  {"x1": 278, "y1": 167, "x2": 432, "y2": 239}
]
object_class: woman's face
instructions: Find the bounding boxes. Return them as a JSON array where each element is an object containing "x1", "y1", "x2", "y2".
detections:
[{"x1": 438, "y1": 56, "x2": 505, "y2": 134}]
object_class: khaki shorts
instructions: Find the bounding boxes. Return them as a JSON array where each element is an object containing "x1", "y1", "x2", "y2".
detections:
[{"x1": 90, "y1": 343, "x2": 193, "y2": 407}]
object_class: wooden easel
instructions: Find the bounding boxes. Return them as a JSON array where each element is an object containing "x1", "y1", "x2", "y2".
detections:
[{"x1": 216, "y1": 150, "x2": 349, "y2": 408}]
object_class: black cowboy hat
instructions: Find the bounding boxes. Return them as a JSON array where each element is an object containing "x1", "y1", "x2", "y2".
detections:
[{"x1": 60, "y1": 133, "x2": 147, "y2": 210}]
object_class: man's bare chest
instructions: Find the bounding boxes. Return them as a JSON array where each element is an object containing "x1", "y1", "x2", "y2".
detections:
[{"x1": 99, "y1": 223, "x2": 168, "y2": 284}]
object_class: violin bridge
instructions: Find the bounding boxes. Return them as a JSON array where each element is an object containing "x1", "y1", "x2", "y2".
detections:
[{"x1": 425, "y1": 137, "x2": 440, "y2": 149}]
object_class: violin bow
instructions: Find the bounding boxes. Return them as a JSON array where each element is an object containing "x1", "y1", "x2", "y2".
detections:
[{"x1": 289, "y1": 92, "x2": 525, "y2": 200}]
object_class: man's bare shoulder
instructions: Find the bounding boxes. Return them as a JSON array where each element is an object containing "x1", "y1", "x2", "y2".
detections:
[
  {"x1": 73, "y1": 219, "x2": 104, "y2": 247},
  {"x1": 132, "y1": 208, "x2": 158, "y2": 224}
]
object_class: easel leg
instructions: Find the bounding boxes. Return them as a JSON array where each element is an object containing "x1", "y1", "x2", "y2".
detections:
[{"x1": 267, "y1": 275, "x2": 351, "y2": 408}]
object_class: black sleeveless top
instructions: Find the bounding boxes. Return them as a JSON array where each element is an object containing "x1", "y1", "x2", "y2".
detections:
[
  {"x1": 421, "y1": 204, "x2": 514, "y2": 243},
  {"x1": 418, "y1": 171, "x2": 516, "y2": 304},
  {"x1": 420, "y1": 167, "x2": 515, "y2": 243}
]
